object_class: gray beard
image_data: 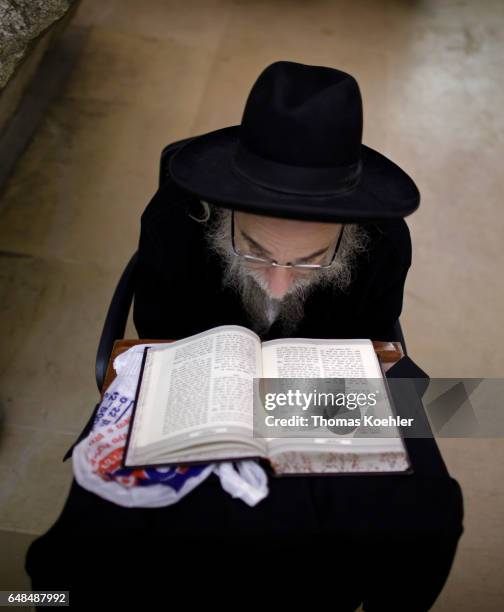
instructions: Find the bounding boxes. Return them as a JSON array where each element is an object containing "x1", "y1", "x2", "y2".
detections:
[{"x1": 202, "y1": 206, "x2": 369, "y2": 337}]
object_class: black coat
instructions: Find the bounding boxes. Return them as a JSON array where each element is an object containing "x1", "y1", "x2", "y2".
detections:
[{"x1": 133, "y1": 146, "x2": 412, "y2": 343}]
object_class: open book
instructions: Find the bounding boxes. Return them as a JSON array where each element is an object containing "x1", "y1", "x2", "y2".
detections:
[{"x1": 123, "y1": 325, "x2": 411, "y2": 475}]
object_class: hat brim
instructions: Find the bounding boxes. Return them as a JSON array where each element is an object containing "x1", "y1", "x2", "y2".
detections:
[{"x1": 169, "y1": 126, "x2": 420, "y2": 222}]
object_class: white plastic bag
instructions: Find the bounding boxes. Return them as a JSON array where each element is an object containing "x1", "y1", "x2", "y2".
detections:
[{"x1": 72, "y1": 344, "x2": 269, "y2": 508}]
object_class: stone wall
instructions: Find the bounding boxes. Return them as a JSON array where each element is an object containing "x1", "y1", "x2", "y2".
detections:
[
  {"x1": 0, "y1": 0, "x2": 80, "y2": 178},
  {"x1": 0, "y1": 0, "x2": 77, "y2": 88}
]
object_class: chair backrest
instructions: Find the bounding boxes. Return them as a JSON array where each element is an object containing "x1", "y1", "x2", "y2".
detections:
[{"x1": 95, "y1": 252, "x2": 138, "y2": 391}]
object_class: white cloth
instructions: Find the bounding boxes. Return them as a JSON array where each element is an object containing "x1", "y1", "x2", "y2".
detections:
[{"x1": 72, "y1": 343, "x2": 269, "y2": 508}]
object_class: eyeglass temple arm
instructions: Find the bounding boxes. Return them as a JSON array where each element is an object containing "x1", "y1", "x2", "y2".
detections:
[{"x1": 333, "y1": 224, "x2": 345, "y2": 260}]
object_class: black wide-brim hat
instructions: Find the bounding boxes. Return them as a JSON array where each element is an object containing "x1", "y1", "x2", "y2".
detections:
[{"x1": 170, "y1": 61, "x2": 420, "y2": 223}]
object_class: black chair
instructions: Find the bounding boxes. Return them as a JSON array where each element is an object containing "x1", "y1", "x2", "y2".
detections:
[{"x1": 94, "y1": 143, "x2": 408, "y2": 391}]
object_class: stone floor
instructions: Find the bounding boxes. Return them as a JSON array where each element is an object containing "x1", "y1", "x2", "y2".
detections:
[{"x1": 0, "y1": 0, "x2": 503, "y2": 608}]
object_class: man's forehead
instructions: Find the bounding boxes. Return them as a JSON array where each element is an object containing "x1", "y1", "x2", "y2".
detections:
[{"x1": 233, "y1": 211, "x2": 339, "y2": 263}]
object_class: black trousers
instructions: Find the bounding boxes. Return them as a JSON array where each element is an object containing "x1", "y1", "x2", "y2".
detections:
[{"x1": 25, "y1": 359, "x2": 464, "y2": 610}]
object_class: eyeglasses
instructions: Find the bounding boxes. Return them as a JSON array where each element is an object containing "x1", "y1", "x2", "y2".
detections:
[{"x1": 231, "y1": 210, "x2": 344, "y2": 272}]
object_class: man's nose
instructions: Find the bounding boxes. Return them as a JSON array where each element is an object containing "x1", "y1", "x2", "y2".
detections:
[{"x1": 264, "y1": 267, "x2": 294, "y2": 298}]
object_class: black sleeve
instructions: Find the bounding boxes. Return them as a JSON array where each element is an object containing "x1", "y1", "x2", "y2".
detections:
[
  {"x1": 358, "y1": 220, "x2": 412, "y2": 340},
  {"x1": 133, "y1": 139, "x2": 199, "y2": 339},
  {"x1": 132, "y1": 211, "x2": 171, "y2": 339},
  {"x1": 132, "y1": 184, "x2": 204, "y2": 340}
]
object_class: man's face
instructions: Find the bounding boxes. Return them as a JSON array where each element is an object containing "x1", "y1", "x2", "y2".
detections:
[
  {"x1": 233, "y1": 211, "x2": 342, "y2": 299},
  {"x1": 203, "y1": 202, "x2": 367, "y2": 337}
]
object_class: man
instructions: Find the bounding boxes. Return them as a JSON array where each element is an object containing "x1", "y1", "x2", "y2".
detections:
[
  {"x1": 133, "y1": 62, "x2": 418, "y2": 346},
  {"x1": 128, "y1": 63, "x2": 462, "y2": 610},
  {"x1": 27, "y1": 62, "x2": 463, "y2": 612}
]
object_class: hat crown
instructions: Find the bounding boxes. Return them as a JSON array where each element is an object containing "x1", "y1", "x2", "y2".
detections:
[
  {"x1": 240, "y1": 61, "x2": 363, "y2": 168},
  {"x1": 168, "y1": 60, "x2": 420, "y2": 221}
]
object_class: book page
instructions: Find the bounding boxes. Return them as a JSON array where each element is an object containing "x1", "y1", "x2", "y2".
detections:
[
  {"x1": 131, "y1": 325, "x2": 262, "y2": 448},
  {"x1": 261, "y1": 337, "x2": 382, "y2": 378},
  {"x1": 258, "y1": 338, "x2": 409, "y2": 473}
]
